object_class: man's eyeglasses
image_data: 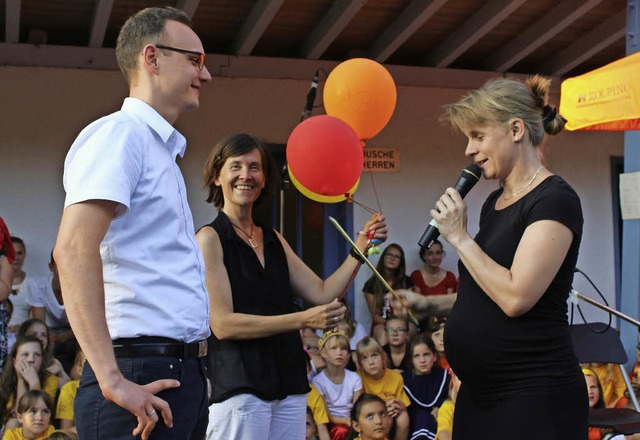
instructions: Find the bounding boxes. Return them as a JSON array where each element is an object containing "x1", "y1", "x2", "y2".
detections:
[
  {"x1": 156, "y1": 44, "x2": 205, "y2": 70},
  {"x1": 386, "y1": 328, "x2": 408, "y2": 335}
]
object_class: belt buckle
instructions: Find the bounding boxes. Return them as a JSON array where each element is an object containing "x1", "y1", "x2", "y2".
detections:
[{"x1": 198, "y1": 340, "x2": 208, "y2": 358}]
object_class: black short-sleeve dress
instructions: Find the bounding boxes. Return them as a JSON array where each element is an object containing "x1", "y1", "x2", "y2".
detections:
[{"x1": 444, "y1": 175, "x2": 588, "y2": 439}]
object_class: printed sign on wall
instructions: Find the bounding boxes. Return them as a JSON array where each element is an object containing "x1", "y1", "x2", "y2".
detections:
[{"x1": 363, "y1": 147, "x2": 400, "y2": 172}]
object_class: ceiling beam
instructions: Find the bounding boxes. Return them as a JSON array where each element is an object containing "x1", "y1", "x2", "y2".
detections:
[
  {"x1": 232, "y1": 0, "x2": 285, "y2": 56},
  {"x1": 0, "y1": 43, "x2": 118, "y2": 69},
  {"x1": 486, "y1": 0, "x2": 605, "y2": 72},
  {"x1": 175, "y1": 0, "x2": 200, "y2": 19},
  {"x1": 540, "y1": 9, "x2": 626, "y2": 77},
  {"x1": 5, "y1": 0, "x2": 21, "y2": 43},
  {"x1": 369, "y1": 0, "x2": 448, "y2": 63},
  {"x1": 299, "y1": 0, "x2": 366, "y2": 59},
  {"x1": 88, "y1": 0, "x2": 114, "y2": 48},
  {"x1": 424, "y1": 0, "x2": 526, "y2": 67},
  {"x1": 0, "y1": 43, "x2": 562, "y2": 91}
]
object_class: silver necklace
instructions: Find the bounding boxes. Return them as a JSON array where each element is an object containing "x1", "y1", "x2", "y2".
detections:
[
  {"x1": 230, "y1": 222, "x2": 258, "y2": 248},
  {"x1": 503, "y1": 166, "x2": 544, "y2": 201}
]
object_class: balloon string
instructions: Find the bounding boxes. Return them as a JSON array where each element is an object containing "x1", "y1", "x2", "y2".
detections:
[
  {"x1": 350, "y1": 198, "x2": 378, "y2": 215},
  {"x1": 368, "y1": 171, "x2": 383, "y2": 214}
]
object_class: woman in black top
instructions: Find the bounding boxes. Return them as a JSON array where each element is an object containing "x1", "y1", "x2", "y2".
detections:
[
  {"x1": 196, "y1": 133, "x2": 387, "y2": 439},
  {"x1": 390, "y1": 76, "x2": 588, "y2": 438}
]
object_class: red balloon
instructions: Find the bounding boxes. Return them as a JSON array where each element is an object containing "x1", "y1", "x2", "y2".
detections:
[{"x1": 286, "y1": 115, "x2": 363, "y2": 198}]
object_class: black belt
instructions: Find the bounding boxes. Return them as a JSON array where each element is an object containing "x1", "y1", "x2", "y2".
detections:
[{"x1": 112, "y1": 337, "x2": 208, "y2": 359}]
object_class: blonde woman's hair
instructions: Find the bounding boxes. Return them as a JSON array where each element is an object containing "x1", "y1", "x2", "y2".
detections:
[{"x1": 442, "y1": 75, "x2": 566, "y2": 146}]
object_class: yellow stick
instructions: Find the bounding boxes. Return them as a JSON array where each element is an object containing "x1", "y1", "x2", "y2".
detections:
[{"x1": 328, "y1": 216, "x2": 419, "y2": 326}]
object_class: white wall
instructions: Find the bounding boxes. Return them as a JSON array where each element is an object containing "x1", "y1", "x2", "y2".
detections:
[{"x1": 0, "y1": 64, "x2": 624, "y2": 329}]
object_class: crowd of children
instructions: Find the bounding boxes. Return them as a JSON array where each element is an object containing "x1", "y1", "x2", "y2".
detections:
[
  {"x1": 306, "y1": 308, "x2": 456, "y2": 440},
  {"x1": 302, "y1": 241, "x2": 460, "y2": 440},
  {"x1": 301, "y1": 241, "x2": 459, "y2": 440},
  {"x1": 3, "y1": 241, "x2": 640, "y2": 439},
  {"x1": 0, "y1": 318, "x2": 81, "y2": 439}
]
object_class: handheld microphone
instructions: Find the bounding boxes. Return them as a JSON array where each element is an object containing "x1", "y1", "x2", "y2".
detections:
[
  {"x1": 301, "y1": 70, "x2": 319, "y2": 121},
  {"x1": 418, "y1": 163, "x2": 482, "y2": 249}
]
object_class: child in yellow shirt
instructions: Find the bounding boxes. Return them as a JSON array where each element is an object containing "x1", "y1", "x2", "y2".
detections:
[
  {"x1": 355, "y1": 337, "x2": 410, "y2": 440},
  {"x1": 55, "y1": 349, "x2": 85, "y2": 430},
  {"x1": 436, "y1": 371, "x2": 461, "y2": 440},
  {"x1": 2, "y1": 390, "x2": 55, "y2": 440}
]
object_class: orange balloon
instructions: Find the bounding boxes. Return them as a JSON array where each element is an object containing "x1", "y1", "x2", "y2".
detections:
[
  {"x1": 324, "y1": 58, "x2": 397, "y2": 141},
  {"x1": 289, "y1": 168, "x2": 360, "y2": 204}
]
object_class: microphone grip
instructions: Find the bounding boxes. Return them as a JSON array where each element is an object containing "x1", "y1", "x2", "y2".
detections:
[
  {"x1": 418, "y1": 219, "x2": 439, "y2": 249},
  {"x1": 418, "y1": 163, "x2": 481, "y2": 250},
  {"x1": 454, "y1": 180, "x2": 472, "y2": 198}
]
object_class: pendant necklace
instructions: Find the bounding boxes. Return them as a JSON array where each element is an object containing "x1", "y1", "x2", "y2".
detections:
[
  {"x1": 230, "y1": 222, "x2": 258, "y2": 248},
  {"x1": 503, "y1": 166, "x2": 544, "y2": 201}
]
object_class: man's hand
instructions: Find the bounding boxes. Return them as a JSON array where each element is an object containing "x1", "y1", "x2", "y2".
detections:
[{"x1": 101, "y1": 375, "x2": 180, "y2": 439}]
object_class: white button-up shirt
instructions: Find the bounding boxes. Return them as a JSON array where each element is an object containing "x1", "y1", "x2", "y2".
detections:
[{"x1": 63, "y1": 98, "x2": 209, "y2": 342}]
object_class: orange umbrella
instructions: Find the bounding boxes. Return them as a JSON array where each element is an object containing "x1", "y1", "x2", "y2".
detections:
[{"x1": 560, "y1": 51, "x2": 640, "y2": 131}]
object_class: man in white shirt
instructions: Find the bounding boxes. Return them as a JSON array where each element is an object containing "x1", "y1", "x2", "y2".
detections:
[{"x1": 53, "y1": 6, "x2": 212, "y2": 439}]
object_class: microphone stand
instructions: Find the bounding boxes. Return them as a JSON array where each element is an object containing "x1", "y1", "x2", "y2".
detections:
[{"x1": 571, "y1": 289, "x2": 640, "y2": 411}]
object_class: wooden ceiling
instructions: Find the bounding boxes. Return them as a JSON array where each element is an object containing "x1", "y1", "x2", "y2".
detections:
[{"x1": 0, "y1": 0, "x2": 630, "y2": 78}]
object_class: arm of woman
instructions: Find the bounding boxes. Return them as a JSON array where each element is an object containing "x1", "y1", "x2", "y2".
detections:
[
  {"x1": 0, "y1": 255, "x2": 13, "y2": 302},
  {"x1": 388, "y1": 289, "x2": 457, "y2": 320},
  {"x1": 281, "y1": 214, "x2": 387, "y2": 306},
  {"x1": 433, "y1": 187, "x2": 573, "y2": 317},
  {"x1": 197, "y1": 227, "x2": 346, "y2": 341}
]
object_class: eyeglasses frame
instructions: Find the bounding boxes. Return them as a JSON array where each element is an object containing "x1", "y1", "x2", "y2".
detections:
[{"x1": 155, "y1": 44, "x2": 205, "y2": 71}]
